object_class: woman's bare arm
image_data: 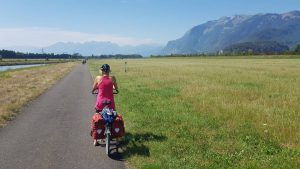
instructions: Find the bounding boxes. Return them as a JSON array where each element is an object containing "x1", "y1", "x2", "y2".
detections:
[
  {"x1": 111, "y1": 76, "x2": 118, "y2": 90},
  {"x1": 92, "y1": 76, "x2": 101, "y2": 92}
]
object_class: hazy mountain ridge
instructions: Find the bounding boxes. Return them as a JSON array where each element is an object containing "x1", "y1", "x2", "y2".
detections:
[
  {"x1": 43, "y1": 41, "x2": 163, "y2": 56},
  {"x1": 162, "y1": 11, "x2": 300, "y2": 54},
  {"x1": 5, "y1": 41, "x2": 163, "y2": 57}
]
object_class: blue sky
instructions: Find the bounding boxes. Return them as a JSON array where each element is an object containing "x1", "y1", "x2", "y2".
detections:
[{"x1": 0, "y1": 0, "x2": 299, "y2": 47}]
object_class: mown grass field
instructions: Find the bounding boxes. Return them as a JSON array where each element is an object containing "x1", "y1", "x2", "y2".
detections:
[
  {"x1": 0, "y1": 62, "x2": 78, "y2": 127},
  {"x1": 89, "y1": 58, "x2": 300, "y2": 169}
]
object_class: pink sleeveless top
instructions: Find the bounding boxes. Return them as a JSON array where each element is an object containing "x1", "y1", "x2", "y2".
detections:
[{"x1": 95, "y1": 76, "x2": 116, "y2": 111}]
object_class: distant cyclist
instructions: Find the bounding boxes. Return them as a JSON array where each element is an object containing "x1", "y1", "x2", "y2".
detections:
[{"x1": 92, "y1": 64, "x2": 118, "y2": 112}]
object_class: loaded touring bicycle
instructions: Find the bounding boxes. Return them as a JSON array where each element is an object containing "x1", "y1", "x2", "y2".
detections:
[{"x1": 91, "y1": 89, "x2": 125, "y2": 155}]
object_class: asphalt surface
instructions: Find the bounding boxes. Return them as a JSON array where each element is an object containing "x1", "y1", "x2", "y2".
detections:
[{"x1": 0, "y1": 64, "x2": 124, "y2": 169}]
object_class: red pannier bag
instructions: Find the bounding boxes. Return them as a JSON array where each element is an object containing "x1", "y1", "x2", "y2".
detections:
[
  {"x1": 111, "y1": 114, "x2": 125, "y2": 138},
  {"x1": 90, "y1": 113, "x2": 105, "y2": 139}
]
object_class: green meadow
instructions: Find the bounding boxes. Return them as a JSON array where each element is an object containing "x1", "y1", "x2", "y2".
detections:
[{"x1": 89, "y1": 58, "x2": 300, "y2": 169}]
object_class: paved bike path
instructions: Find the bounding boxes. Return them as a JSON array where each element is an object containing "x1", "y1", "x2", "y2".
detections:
[{"x1": 0, "y1": 64, "x2": 124, "y2": 169}]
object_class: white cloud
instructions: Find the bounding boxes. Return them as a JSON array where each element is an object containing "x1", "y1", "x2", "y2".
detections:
[{"x1": 0, "y1": 27, "x2": 156, "y2": 48}]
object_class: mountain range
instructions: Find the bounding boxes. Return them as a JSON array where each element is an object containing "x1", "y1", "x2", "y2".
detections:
[
  {"x1": 45, "y1": 41, "x2": 164, "y2": 56},
  {"x1": 162, "y1": 11, "x2": 300, "y2": 54},
  {"x1": 7, "y1": 42, "x2": 163, "y2": 57}
]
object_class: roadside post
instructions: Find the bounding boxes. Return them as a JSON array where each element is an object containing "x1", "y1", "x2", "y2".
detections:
[{"x1": 124, "y1": 61, "x2": 127, "y2": 72}]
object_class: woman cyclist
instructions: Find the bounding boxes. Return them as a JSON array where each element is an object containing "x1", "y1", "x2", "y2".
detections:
[
  {"x1": 92, "y1": 64, "x2": 118, "y2": 145},
  {"x1": 92, "y1": 64, "x2": 118, "y2": 111}
]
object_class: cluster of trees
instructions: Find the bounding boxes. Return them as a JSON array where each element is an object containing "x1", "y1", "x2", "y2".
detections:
[
  {"x1": 223, "y1": 41, "x2": 290, "y2": 55},
  {"x1": 295, "y1": 45, "x2": 300, "y2": 54},
  {"x1": 88, "y1": 54, "x2": 143, "y2": 59},
  {"x1": 0, "y1": 50, "x2": 82, "y2": 59}
]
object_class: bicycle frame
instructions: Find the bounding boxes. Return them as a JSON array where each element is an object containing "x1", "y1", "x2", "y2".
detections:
[{"x1": 92, "y1": 89, "x2": 118, "y2": 155}]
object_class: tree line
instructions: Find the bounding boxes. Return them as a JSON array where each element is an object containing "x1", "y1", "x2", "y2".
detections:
[
  {"x1": 0, "y1": 49, "x2": 143, "y2": 60},
  {"x1": 87, "y1": 54, "x2": 143, "y2": 59},
  {"x1": 151, "y1": 43, "x2": 300, "y2": 58},
  {"x1": 0, "y1": 50, "x2": 80, "y2": 59},
  {"x1": 223, "y1": 41, "x2": 289, "y2": 55}
]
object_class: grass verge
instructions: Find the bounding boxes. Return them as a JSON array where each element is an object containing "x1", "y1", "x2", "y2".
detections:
[
  {"x1": 0, "y1": 62, "x2": 78, "y2": 127},
  {"x1": 89, "y1": 58, "x2": 300, "y2": 169}
]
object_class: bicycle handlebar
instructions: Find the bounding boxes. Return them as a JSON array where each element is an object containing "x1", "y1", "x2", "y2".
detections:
[
  {"x1": 113, "y1": 89, "x2": 119, "y2": 94},
  {"x1": 92, "y1": 89, "x2": 119, "y2": 95}
]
